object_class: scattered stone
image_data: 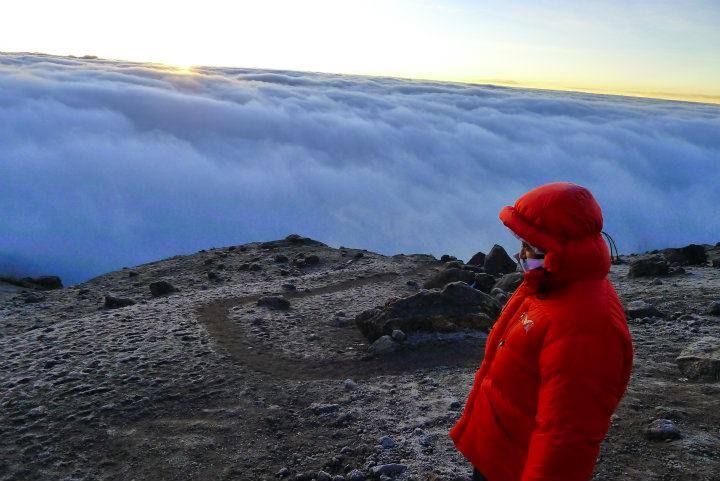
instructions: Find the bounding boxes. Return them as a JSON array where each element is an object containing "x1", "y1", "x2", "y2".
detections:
[
  {"x1": 493, "y1": 272, "x2": 524, "y2": 293},
  {"x1": 707, "y1": 301, "x2": 720, "y2": 316},
  {"x1": 646, "y1": 418, "x2": 681, "y2": 441},
  {"x1": 378, "y1": 436, "x2": 396, "y2": 449},
  {"x1": 391, "y1": 329, "x2": 406, "y2": 342},
  {"x1": 651, "y1": 278, "x2": 663, "y2": 286},
  {"x1": 440, "y1": 254, "x2": 458, "y2": 263},
  {"x1": 274, "y1": 254, "x2": 289, "y2": 263},
  {"x1": 406, "y1": 280, "x2": 417, "y2": 287},
  {"x1": 355, "y1": 281, "x2": 500, "y2": 342},
  {"x1": 628, "y1": 255, "x2": 669, "y2": 278},
  {"x1": 676, "y1": 337, "x2": 720, "y2": 381},
  {"x1": 149, "y1": 280, "x2": 178, "y2": 297},
  {"x1": 467, "y1": 251, "x2": 486, "y2": 266},
  {"x1": 316, "y1": 471, "x2": 332, "y2": 481},
  {"x1": 483, "y1": 244, "x2": 517, "y2": 276},
  {"x1": 346, "y1": 469, "x2": 365, "y2": 481},
  {"x1": 304, "y1": 254, "x2": 320, "y2": 265},
  {"x1": 344, "y1": 379, "x2": 357, "y2": 391},
  {"x1": 277, "y1": 467, "x2": 291, "y2": 477},
  {"x1": 309, "y1": 403, "x2": 340, "y2": 415},
  {"x1": 371, "y1": 464, "x2": 407, "y2": 478},
  {"x1": 625, "y1": 300, "x2": 664, "y2": 320},
  {"x1": 257, "y1": 296, "x2": 291, "y2": 310},
  {"x1": 369, "y1": 335, "x2": 400, "y2": 354},
  {"x1": 103, "y1": 294, "x2": 135, "y2": 309}
]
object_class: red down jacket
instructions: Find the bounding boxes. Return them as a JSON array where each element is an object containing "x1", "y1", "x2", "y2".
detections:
[{"x1": 449, "y1": 182, "x2": 633, "y2": 481}]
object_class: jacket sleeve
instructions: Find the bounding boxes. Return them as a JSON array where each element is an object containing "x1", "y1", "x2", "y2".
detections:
[{"x1": 520, "y1": 325, "x2": 628, "y2": 481}]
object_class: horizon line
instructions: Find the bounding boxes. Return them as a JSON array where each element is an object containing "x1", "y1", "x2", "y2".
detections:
[{"x1": 4, "y1": 50, "x2": 719, "y2": 107}]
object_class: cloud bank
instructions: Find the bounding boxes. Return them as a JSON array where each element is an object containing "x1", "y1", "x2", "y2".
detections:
[{"x1": 1, "y1": 53, "x2": 719, "y2": 285}]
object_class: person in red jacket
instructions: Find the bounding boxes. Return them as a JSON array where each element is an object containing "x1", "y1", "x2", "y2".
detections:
[{"x1": 449, "y1": 182, "x2": 634, "y2": 481}]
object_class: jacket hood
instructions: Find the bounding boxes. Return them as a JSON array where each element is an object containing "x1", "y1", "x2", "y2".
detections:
[{"x1": 499, "y1": 182, "x2": 610, "y2": 292}]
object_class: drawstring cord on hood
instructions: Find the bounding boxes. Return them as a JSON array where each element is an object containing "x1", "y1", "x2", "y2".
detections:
[{"x1": 602, "y1": 231, "x2": 621, "y2": 264}]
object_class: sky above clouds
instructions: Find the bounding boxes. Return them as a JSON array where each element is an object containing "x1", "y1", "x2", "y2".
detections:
[
  {"x1": 1, "y1": 0, "x2": 719, "y2": 103},
  {"x1": 1, "y1": 53, "x2": 719, "y2": 285}
]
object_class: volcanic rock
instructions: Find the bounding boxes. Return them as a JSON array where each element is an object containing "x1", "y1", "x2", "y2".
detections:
[
  {"x1": 149, "y1": 280, "x2": 179, "y2": 297},
  {"x1": 628, "y1": 255, "x2": 670, "y2": 278},
  {"x1": 103, "y1": 294, "x2": 135, "y2": 309},
  {"x1": 662, "y1": 244, "x2": 708, "y2": 266},
  {"x1": 676, "y1": 337, "x2": 720, "y2": 381},
  {"x1": 483, "y1": 244, "x2": 517, "y2": 276},
  {"x1": 646, "y1": 419, "x2": 681, "y2": 441},
  {"x1": 625, "y1": 300, "x2": 664, "y2": 320},
  {"x1": 493, "y1": 272, "x2": 524, "y2": 293},
  {"x1": 354, "y1": 281, "x2": 500, "y2": 342},
  {"x1": 257, "y1": 296, "x2": 291, "y2": 310},
  {"x1": 467, "y1": 251, "x2": 486, "y2": 266},
  {"x1": 422, "y1": 268, "x2": 475, "y2": 289}
]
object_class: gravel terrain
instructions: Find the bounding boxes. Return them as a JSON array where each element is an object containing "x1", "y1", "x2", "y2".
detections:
[{"x1": 2, "y1": 236, "x2": 719, "y2": 481}]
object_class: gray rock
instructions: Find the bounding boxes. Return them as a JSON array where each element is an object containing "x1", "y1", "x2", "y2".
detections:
[
  {"x1": 625, "y1": 300, "x2": 664, "y2": 319},
  {"x1": 422, "y1": 268, "x2": 475, "y2": 289},
  {"x1": 309, "y1": 403, "x2": 340, "y2": 415},
  {"x1": 483, "y1": 244, "x2": 517, "y2": 276},
  {"x1": 370, "y1": 335, "x2": 400, "y2": 354},
  {"x1": 493, "y1": 272, "x2": 524, "y2": 293},
  {"x1": 316, "y1": 471, "x2": 333, "y2": 481},
  {"x1": 344, "y1": 379, "x2": 357, "y2": 391},
  {"x1": 467, "y1": 251, "x2": 486, "y2": 266},
  {"x1": 676, "y1": 337, "x2": 720, "y2": 381},
  {"x1": 662, "y1": 244, "x2": 708, "y2": 266},
  {"x1": 346, "y1": 469, "x2": 365, "y2": 481},
  {"x1": 149, "y1": 280, "x2": 178, "y2": 297},
  {"x1": 391, "y1": 329, "x2": 406, "y2": 342},
  {"x1": 103, "y1": 294, "x2": 135, "y2": 309},
  {"x1": 628, "y1": 255, "x2": 669, "y2": 277},
  {"x1": 277, "y1": 467, "x2": 291, "y2": 477},
  {"x1": 707, "y1": 301, "x2": 720, "y2": 316},
  {"x1": 355, "y1": 281, "x2": 500, "y2": 342},
  {"x1": 257, "y1": 296, "x2": 291, "y2": 310},
  {"x1": 646, "y1": 418, "x2": 681, "y2": 441},
  {"x1": 378, "y1": 435, "x2": 396, "y2": 449},
  {"x1": 371, "y1": 464, "x2": 407, "y2": 478}
]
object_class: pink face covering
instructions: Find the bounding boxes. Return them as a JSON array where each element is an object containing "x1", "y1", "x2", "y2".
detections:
[{"x1": 518, "y1": 256, "x2": 545, "y2": 272}]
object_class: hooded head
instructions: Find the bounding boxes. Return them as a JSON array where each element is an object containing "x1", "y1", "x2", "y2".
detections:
[{"x1": 499, "y1": 182, "x2": 610, "y2": 292}]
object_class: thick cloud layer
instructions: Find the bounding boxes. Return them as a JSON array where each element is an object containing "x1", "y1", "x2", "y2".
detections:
[{"x1": 1, "y1": 53, "x2": 719, "y2": 285}]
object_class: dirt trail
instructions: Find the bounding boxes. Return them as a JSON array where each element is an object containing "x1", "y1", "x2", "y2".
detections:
[{"x1": 197, "y1": 270, "x2": 485, "y2": 380}]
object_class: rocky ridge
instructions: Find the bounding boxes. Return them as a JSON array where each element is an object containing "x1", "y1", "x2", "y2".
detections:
[{"x1": 1, "y1": 235, "x2": 720, "y2": 481}]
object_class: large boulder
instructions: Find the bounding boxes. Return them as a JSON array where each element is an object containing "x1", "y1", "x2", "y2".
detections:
[
  {"x1": 422, "y1": 268, "x2": 475, "y2": 289},
  {"x1": 103, "y1": 294, "x2": 135, "y2": 309},
  {"x1": 628, "y1": 255, "x2": 669, "y2": 278},
  {"x1": 149, "y1": 280, "x2": 179, "y2": 297},
  {"x1": 467, "y1": 251, "x2": 486, "y2": 266},
  {"x1": 354, "y1": 281, "x2": 501, "y2": 342},
  {"x1": 662, "y1": 244, "x2": 708, "y2": 266},
  {"x1": 625, "y1": 300, "x2": 664, "y2": 319},
  {"x1": 676, "y1": 337, "x2": 720, "y2": 381},
  {"x1": 493, "y1": 272, "x2": 524, "y2": 293},
  {"x1": 483, "y1": 245, "x2": 517, "y2": 276}
]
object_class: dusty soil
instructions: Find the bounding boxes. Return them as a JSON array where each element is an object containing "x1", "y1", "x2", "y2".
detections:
[{"x1": 1, "y1": 238, "x2": 719, "y2": 481}]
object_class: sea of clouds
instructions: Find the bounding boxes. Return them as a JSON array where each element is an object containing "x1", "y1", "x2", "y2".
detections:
[{"x1": 1, "y1": 53, "x2": 719, "y2": 285}]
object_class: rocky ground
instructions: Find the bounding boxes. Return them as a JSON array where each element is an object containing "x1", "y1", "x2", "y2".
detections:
[{"x1": 1, "y1": 235, "x2": 719, "y2": 481}]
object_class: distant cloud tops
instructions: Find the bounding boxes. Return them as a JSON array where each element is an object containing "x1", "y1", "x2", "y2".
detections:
[{"x1": 1, "y1": 53, "x2": 719, "y2": 284}]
